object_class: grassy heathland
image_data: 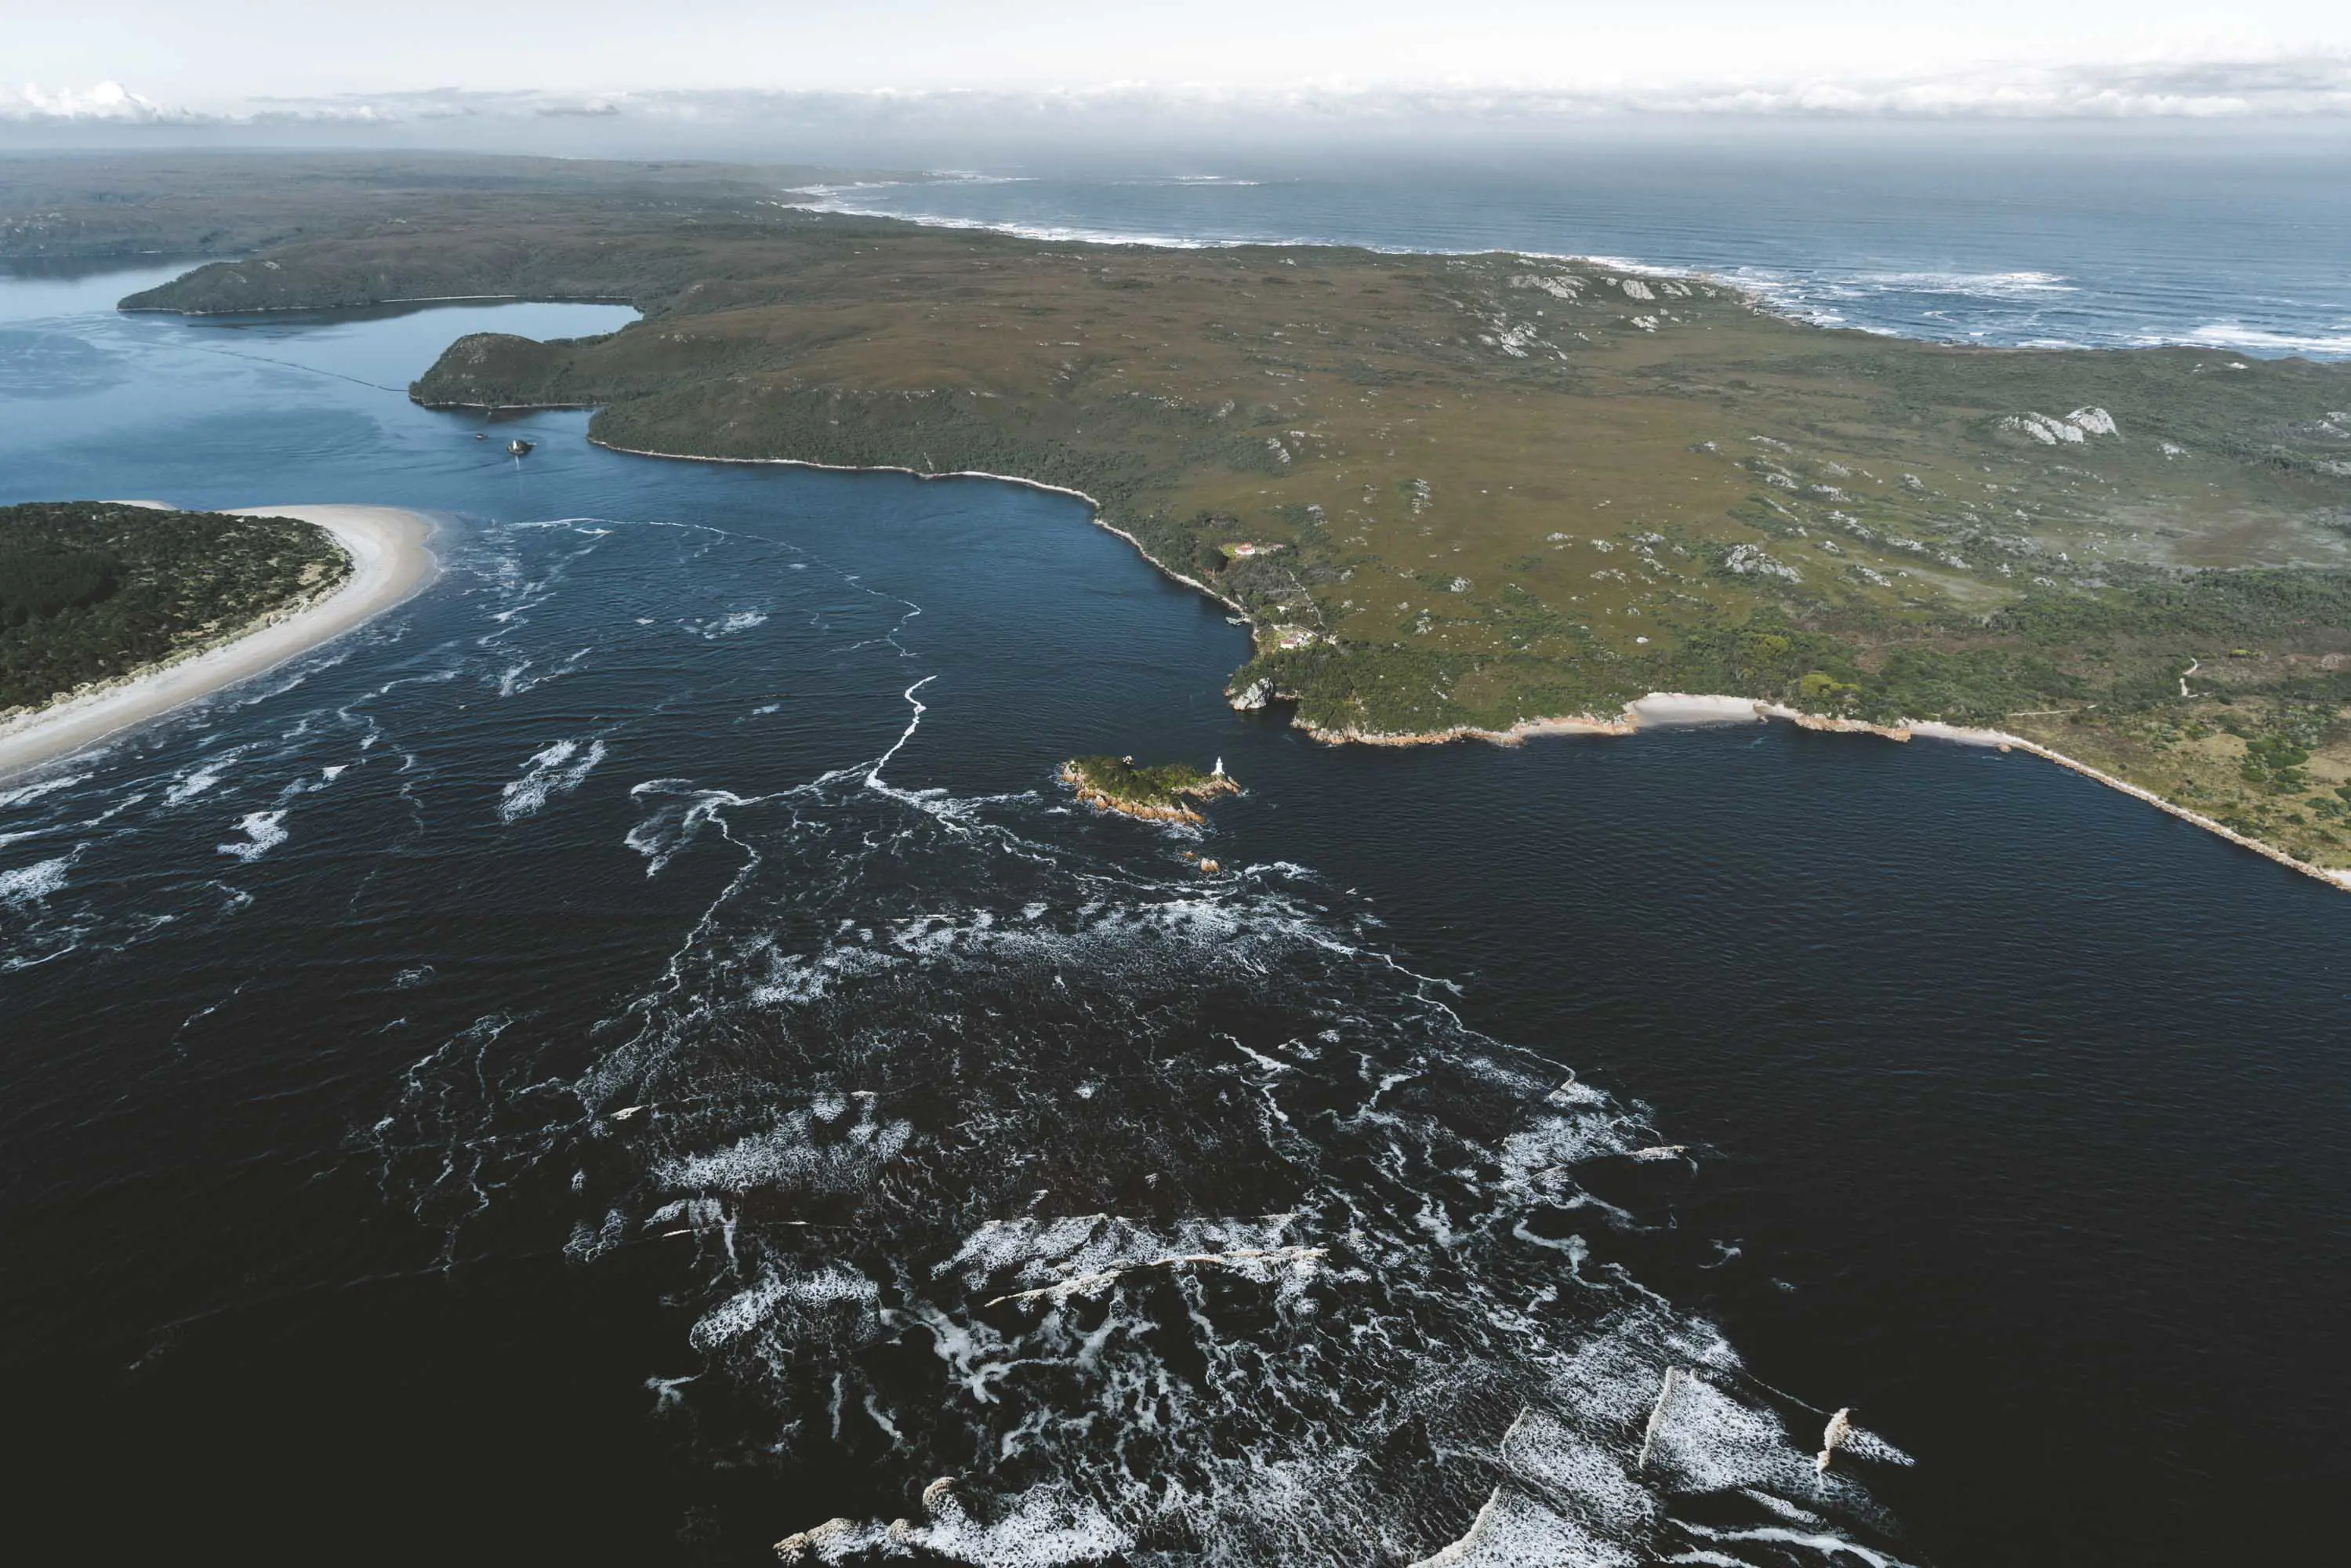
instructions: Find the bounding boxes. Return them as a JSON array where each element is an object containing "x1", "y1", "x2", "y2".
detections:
[
  {"x1": 0, "y1": 502, "x2": 349, "y2": 716},
  {"x1": 65, "y1": 154, "x2": 2351, "y2": 873}
]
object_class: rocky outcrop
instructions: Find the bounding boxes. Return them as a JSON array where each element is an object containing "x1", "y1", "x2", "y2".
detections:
[
  {"x1": 1059, "y1": 758, "x2": 1239, "y2": 824},
  {"x1": 1228, "y1": 677, "x2": 1275, "y2": 711}
]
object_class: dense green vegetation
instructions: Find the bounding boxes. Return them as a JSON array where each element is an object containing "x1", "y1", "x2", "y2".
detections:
[
  {"x1": 0, "y1": 545, "x2": 119, "y2": 626},
  {"x1": 1063, "y1": 756, "x2": 1236, "y2": 814},
  {"x1": 0, "y1": 503, "x2": 347, "y2": 715},
  {"x1": 376, "y1": 228, "x2": 2351, "y2": 751},
  {"x1": 56, "y1": 151, "x2": 2351, "y2": 872}
]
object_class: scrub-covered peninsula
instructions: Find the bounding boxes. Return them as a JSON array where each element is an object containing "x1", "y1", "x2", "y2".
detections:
[
  {"x1": 0, "y1": 502, "x2": 349, "y2": 719},
  {"x1": 56, "y1": 153, "x2": 2351, "y2": 877}
]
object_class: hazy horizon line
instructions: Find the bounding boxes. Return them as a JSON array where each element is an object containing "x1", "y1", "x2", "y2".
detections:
[{"x1": 11, "y1": 52, "x2": 2351, "y2": 133}]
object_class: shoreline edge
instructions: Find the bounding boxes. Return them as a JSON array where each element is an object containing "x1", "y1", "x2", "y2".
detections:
[
  {"x1": 592, "y1": 439, "x2": 2351, "y2": 896},
  {"x1": 0, "y1": 503, "x2": 441, "y2": 781}
]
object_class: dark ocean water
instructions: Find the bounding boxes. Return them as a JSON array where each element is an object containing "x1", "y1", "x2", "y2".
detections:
[
  {"x1": 1, "y1": 253, "x2": 2347, "y2": 1567},
  {"x1": 793, "y1": 143, "x2": 2351, "y2": 358}
]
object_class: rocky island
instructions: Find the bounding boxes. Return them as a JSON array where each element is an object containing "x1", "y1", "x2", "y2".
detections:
[
  {"x1": 29, "y1": 151, "x2": 2351, "y2": 880},
  {"x1": 1061, "y1": 756, "x2": 1239, "y2": 822}
]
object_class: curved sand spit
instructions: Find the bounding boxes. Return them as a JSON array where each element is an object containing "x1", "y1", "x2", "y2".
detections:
[{"x1": 0, "y1": 504, "x2": 439, "y2": 780}]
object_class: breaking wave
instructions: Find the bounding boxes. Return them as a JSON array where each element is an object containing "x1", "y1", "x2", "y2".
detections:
[
  {"x1": 0, "y1": 771, "x2": 90, "y2": 809},
  {"x1": 778, "y1": 173, "x2": 2349, "y2": 359},
  {"x1": 691, "y1": 608, "x2": 771, "y2": 638},
  {"x1": 2176, "y1": 321, "x2": 2351, "y2": 357},
  {"x1": 0, "y1": 852, "x2": 74, "y2": 904},
  {"x1": 497, "y1": 737, "x2": 610, "y2": 823},
  {"x1": 216, "y1": 809, "x2": 289, "y2": 861},
  {"x1": 164, "y1": 755, "x2": 238, "y2": 806}
]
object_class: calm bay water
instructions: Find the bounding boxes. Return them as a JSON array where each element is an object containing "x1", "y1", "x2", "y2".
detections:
[{"x1": 1, "y1": 256, "x2": 2346, "y2": 1565}]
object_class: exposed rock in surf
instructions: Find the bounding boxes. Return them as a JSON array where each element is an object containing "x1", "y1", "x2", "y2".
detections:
[
  {"x1": 1817, "y1": 1406, "x2": 1854, "y2": 1474},
  {"x1": 1229, "y1": 677, "x2": 1275, "y2": 710}
]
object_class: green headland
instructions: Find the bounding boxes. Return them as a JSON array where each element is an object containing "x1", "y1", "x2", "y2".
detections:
[
  {"x1": 16, "y1": 153, "x2": 2351, "y2": 877},
  {"x1": 0, "y1": 501, "x2": 350, "y2": 720}
]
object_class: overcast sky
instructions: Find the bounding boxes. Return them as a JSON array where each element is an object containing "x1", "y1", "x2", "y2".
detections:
[{"x1": 8, "y1": 1, "x2": 2351, "y2": 136}]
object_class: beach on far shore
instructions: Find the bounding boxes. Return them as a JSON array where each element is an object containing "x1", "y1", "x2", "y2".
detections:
[{"x1": 0, "y1": 504, "x2": 440, "y2": 781}]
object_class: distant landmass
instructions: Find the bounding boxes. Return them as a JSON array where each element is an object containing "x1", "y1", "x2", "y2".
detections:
[{"x1": 16, "y1": 153, "x2": 2351, "y2": 878}]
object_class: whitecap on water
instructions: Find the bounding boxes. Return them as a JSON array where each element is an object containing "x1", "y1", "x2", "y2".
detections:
[
  {"x1": 497, "y1": 737, "x2": 608, "y2": 823},
  {"x1": 690, "y1": 1263, "x2": 880, "y2": 1352},
  {"x1": 658, "y1": 1098, "x2": 914, "y2": 1196},
  {"x1": 691, "y1": 609, "x2": 770, "y2": 638},
  {"x1": 164, "y1": 757, "x2": 237, "y2": 806},
  {"x1": 216, "y1": 809, "x2": 288, "y2": 861},
  {"x1": 625, "y1": 780, "x2": 754, "y2": 876},
  {"x1": 0, "y1": 771, "x2": 90, "y2": 809},
  {"x1": 0, "y1": 853, "x2": 73, "y2": 904}
]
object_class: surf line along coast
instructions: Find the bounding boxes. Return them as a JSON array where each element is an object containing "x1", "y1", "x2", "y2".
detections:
[{"x1": 0, "y1": 504, "x2": 441, "y2": 780}]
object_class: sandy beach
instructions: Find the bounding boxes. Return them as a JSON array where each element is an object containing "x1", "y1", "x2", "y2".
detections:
[{"x1": 0, "y1": 504, "x2": 439, "y2": 781}]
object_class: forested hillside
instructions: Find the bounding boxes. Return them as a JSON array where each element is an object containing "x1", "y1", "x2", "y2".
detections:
[{"x1": 0, "y1": 503, "x2": 347, "y2": 715}]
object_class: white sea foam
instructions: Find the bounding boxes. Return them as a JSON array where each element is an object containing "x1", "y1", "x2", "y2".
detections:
[
  {"x1": 625, "y1": 782, "x2": 754, "y2": 877},
  {"x1": 1674, "y1": 1523, "x2": 1912, "y2": 1568},
  {"x1": 658, "y1": 1098, "x2": 913, "y2": 1195},
  {"x1": 691, "y1": 609, "x2": 769, "y2": 639},
  {"x1": 497, "y1": 737, "x2": 608, "y2": 822},
  {"x1": 645, "y1": 1373, "x2": 698, "y2": 1414},
  {"x1": 746, "y1": 942, "x2": 903, "y2": 1004},
  {"x1": 944, "y1": 1212, "x2": 1313, "y2": 1303},
  {"x1": 689, "y1": 1263, "x2": 879, "y2": 1352},
  {"x1": 1498, "y1": 1112, "x2": 1629, "y2": 1189},
  {"x1": 0, "y1": 772, "x2": 89, "y2": 808},
  {"x1": 2180, "y1": 322, "x2": 2351, "y2": 357},
  {"x1": 1856, "y1": 268, "x2": 2071, "y2": 299},
  {"x1": 164, "y1": 757, "x2": 235, "y2": 805},
  {"x1": 1830, "y1": 1419, "x2": 1915, "y2": 1468},
  {"x1": 778, "y1": 1479, "x2": 1131, "y2": 1566},
  {"x1": 216, "y1": 809, "x2": 288, "y2": 860},
  {"x1": 382, "y1": 764, "x2": 1907, "y2": 1568},
  {"x1": 778, "y1": 183, "x2": 2345, "y2": 360},
  {"x1": 0, "y1": 854, "x2": 72, "y2": 903}
]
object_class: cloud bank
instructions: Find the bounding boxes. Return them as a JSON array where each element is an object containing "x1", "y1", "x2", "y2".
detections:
[
  {"x1": 9, "y1": 52, "x2": 2351, "y2": 143},
  {"x1": 4, "y1": 81, "x2": 191, "y2": 124}
]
